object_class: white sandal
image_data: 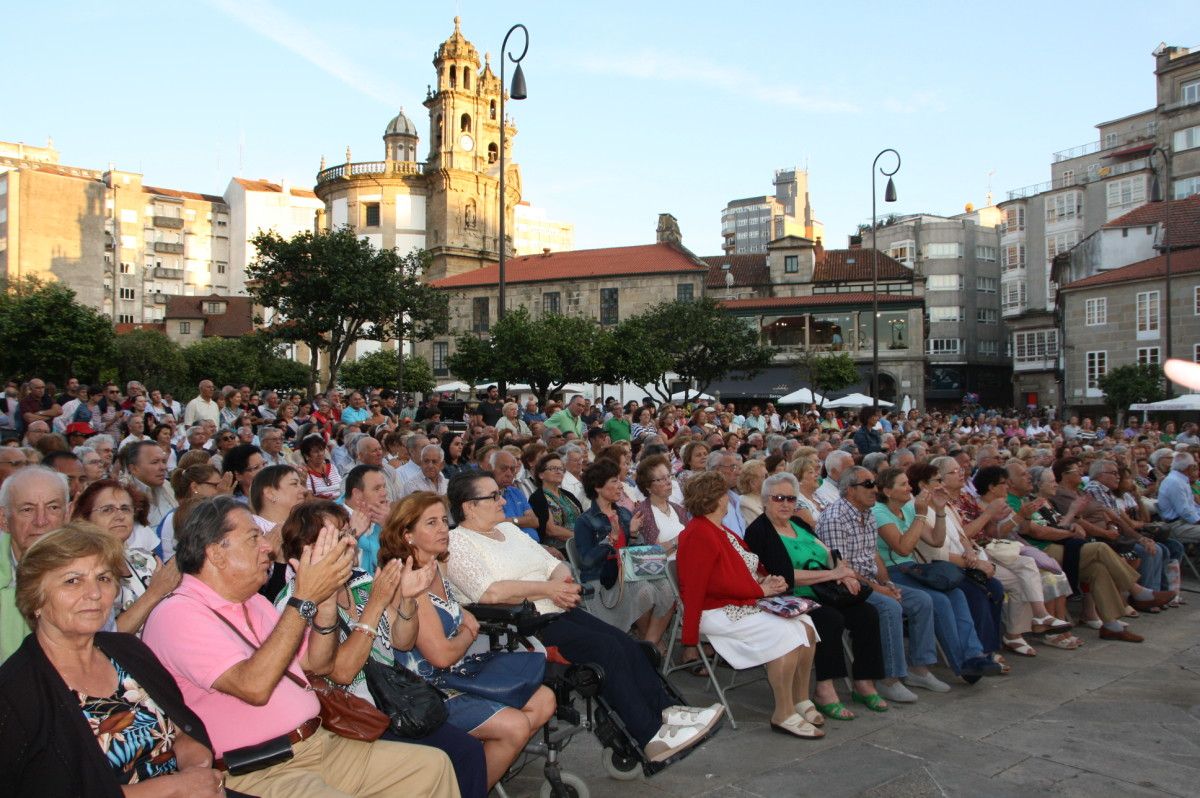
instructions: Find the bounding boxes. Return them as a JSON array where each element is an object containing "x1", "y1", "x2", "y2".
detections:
[
  {"x1": 794, "y1": 699, "x2": 825, "y2": 726},
  {"x1": 1003, "y1": 636, "x2": 1037, "y2": 657},
  {"x1": 770, "y1": 712, "x2": 824, "y2": 739}
]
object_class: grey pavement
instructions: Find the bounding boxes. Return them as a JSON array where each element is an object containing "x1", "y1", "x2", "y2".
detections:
[{"x1": 500, "y1": 595, "x2": 1200, "y2": 797}]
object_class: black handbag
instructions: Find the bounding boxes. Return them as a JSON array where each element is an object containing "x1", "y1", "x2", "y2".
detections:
[
  {"x1": 897, "y1": 560, "x2": 964, "y2": 591},
  {"x1": 363, "y1": 659, "x2": 449, "y2": 739},
  {"x1": 804, "y1": 549, "x2": 872, "y2": 609}
]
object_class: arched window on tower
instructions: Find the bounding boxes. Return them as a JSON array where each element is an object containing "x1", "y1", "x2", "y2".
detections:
[
  {"x1": 462, "y1": 67, "x2": 471, "y2": 90},
  {"x1": 489, "y1": 100, "x2": 497, "y2": 119},
  {"x1": 487, "y1": 142, "x2": 498, "y2": 164},
  {"x1": 436, "y1": 115, "x2": 444, "y2": 145},
  {"x1": 450, "y1": 68, "x2": 456, "y2": 89},
  {"x1": 460, "y1": 113, "x2": 471, "y2": 133}
]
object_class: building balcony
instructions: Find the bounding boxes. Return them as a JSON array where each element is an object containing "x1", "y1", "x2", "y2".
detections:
[
  {"x1": 153, "y1": 266, "x2": 184, "y2": 280},
  {"x1": 150, "y1": 292, "x2": 169, "y2": 305},
  {"x1": 1014, "y1": 358, "x2": 1057, "y2": 372},
  {"x1": 769, "y1": 342, "x2": 913, "y2": 362},
  {"x1": 316, "y1": 160, "x2": 426, "y2": 185},
  {"x1": 153, "y1": 242, "x2": 185, "y2": 255},
  {"x1": 153, "y1": 215, "x2": 184, "y2": 229},
  {"x1": 1051, "y1": 121, "x2": 1158, "y2": 163}
]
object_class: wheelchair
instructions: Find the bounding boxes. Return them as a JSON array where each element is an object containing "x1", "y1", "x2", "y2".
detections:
[{"x1": 467, "y1": 596, "x2": 720, "y2": 798}]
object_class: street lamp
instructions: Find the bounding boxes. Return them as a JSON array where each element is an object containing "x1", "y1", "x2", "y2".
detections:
[
  {"x1": 871, "y1": 148, "x2": 900, "y2": 412},
  {"x1": 497, "y1": 23, "x2": 528, "y2": 323},
  {"x1": 1149, "y1": 145, "x2": 1173, "y2": 398}
]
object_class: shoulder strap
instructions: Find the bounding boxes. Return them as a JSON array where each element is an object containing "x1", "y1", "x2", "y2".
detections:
[{"x1": 183, "y1": 594, "x2": 309, "y2": 690}]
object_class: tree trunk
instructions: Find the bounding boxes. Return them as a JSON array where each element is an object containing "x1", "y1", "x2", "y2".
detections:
[{"x1": 308, "y1": 347, "x2": 321, "y2": 398}]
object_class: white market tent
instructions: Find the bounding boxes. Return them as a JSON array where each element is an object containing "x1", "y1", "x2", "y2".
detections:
[
  {"x1": 1130, "y1": 394, "x2": 1200, "y2": 412},
  {"x1": 433, "y1": 381, "x2": 472, "y2": 393},
  {"x1": 776, "y1": 388, "x2": 825, "y2": 406},
  {"x1": 824, "y1": 393, "x2": 895, "y2": 409},
  {"x1": 670, "y1": 390, "x2": 716, "y2": 402}
]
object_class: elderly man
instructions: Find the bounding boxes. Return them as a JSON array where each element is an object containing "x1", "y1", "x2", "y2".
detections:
[
  {"x1": 184, "y1": 379, "x2": 220, "y2": 427},
  {"x1": 545, "y1": 395, "x2": 586, "y2": 439},
  {"x1": 815, "y1": 466, "x2": 947, "y2": 701},
  {"x1": 43, "y1": 450, "x2": 87, "y2": 501},
  {"x1": 488, "y1": 449, "x2": 540, "y2": 541},
  {"x1": 1, "y1": 467, "x2": 69, "y2": 660},
  {"x1": 396, "y1": 433, "x2": 430, "y2": 483},
  {"x1": 22, "y1": 420, "x2": 50, "y2": 449},
  {"x1": 121, "y1": 440, "x2": 178, "y2": 528},
  {"x1": 522, "y1": 397, "x2": 547, "y2": 424},
  {"x1": 343, "y1": 464, "x2": 392, "y2": 574},
  {"x1": 1080, "y1": 459, "x2": 1165, "y2": 588},
  {"x1": 557, "y1": 443, "x2": 590, "y2": 512},
  {"x1": 19, "y1": 378, "x2": 62, "y2": 429},
  {"x1": 815, "y1": 449, "x2": 854, "y2": 507},
  {"x1": 77, "y1": 446, "x2": 106, "y2": 483},
  {"x1": 1158, "y1": 452, "x2": 1200, "y2": 544},
  {"x1": 400, "y1": 444, "x2": 448, "y2": 498},
  {"x1": 354, "y1": 435, "x2": 404, "y2": 503},
  {"x1": 706, "y1": 450, "x2": 746, "y2": 537},
  {"x1": 259, "y1": 427, "x2": 290, "y2": 467},
  {"x1": 257, "y1": 391, "x2": 282, "y2": 423},
  {"x1": 0, "y1": 447, "x2": 28, "y2": 487},
  {"x1": 142, "y1": 496, "x2": 455, "y2": 796},
  {"x1": 341, "y1": 391, "x2": 370, "y2": 425}
]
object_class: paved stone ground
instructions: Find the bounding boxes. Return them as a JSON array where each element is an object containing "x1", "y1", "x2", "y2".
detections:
[{"x1": 500, "y1": 591, "x2": 1200, "y2": 798}]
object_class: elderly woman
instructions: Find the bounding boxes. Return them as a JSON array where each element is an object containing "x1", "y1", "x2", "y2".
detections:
[
  {"x1": 0, "y1": 524, "x2": 225, "y2": 797},
  {"x1": 573, "y1": 458, "x2": 675, "y2": 648},
  {"x1": 495, "y1": 402, "x2": 531, "y2": 439},
  {"x1": 789, "y1": 456, "x2": 825, "y2": 527},
  {"x1": 300, "y1": 433, "x2": 342, "y2": 499},
  {"x1": 632, "y1": 454, "x2": 690, "y2": 560},
  {"x1": 631, "y1": 407, "x2": 657, "y2": 440},
  {"x1": 677, "y1": 471, "x2": 821, "y2": 739},
  {"x1": 745, "y1": 472, "x2": 886, "y2": 720},
  {"x1": 678, "y1": 441, "x2": 709, "y2": 485},
  {"x1": 72, "y1": 480, "x2": 180, "y2": 635},
  {"x1": 596, "y1": 444, "x2": 642, "y2": 510},
  {"x1": 528, "y1": 452, "x2": 583, "y2": 551},
  {"x1": 150, "y1": 423, "x2": 178, "y2": 471},
  {"x1": 444, "y1": 471, "x2": 723, "y2": 763},
  {"x1": 737, "y1": 459, "x2": 769, "y2": 529}
]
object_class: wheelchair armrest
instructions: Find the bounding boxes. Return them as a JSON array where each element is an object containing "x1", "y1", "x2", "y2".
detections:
[{"x1": 465, "y1": 600, "x2": 563, "y2": 637}]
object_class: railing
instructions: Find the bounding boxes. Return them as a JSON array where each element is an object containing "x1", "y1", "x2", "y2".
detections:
[
  {"x1": 1051, "y1": 121, "x2": 1158, "y2": 163},
  {"x1": 315, "y1": 160, "x2": 426, "y2": 185},
  {"x1": 153, "y1": 267, "x2": 184, "y2": 280},
  {"x1": 153, "y1": 215, "x2": 184, "y2": 229},
  {"x1": 153, "y1": 242, "x2": 184, "y2": 255},
  {"x1": 770, "y1": 342, "x2": 910, "y2": 357}
]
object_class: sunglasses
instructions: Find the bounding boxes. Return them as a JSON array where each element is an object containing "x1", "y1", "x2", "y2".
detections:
[
  {"x1": 852, "y1": 480, "x2": 877, "y2": 489},
  {"x1": 768, "y1": 494, "x2": 798, "y2": 504}
]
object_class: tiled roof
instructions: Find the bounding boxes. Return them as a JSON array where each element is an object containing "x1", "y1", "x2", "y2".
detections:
[
  {"x1": 701, "y1": 254, "x2": 769, "y2": 288},
  {"x1": 429, "y1": 243, "x2": 707, "y2": 288},
  {"x1": 721, "y1": 293, "x2": 917, "y2": 312},
  {"x1": 0, "y1": 159, "x2": 104, "y2": 182},
  {"x1": 233, "y1": 177, "x2": 320, "y2": 199},
  {"x1": 1061, "y1": 247, "x2": 1200, "y2": 290},
  {"x1": 814, "y1": 249, "x2": 910, "y2": 282},
  {"x1": 144, "y1": 185, "x2": 227, "y2": 205},
  {"x1": 1101, "y1": 195, "x2": 1200, "y2": 249},
  {"x1": 163, "y1": 294, "x2": 255, "y2": 337}
]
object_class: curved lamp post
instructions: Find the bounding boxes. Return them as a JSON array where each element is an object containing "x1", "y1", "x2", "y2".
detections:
[
  {"x1": 497, "y1": 23, "x2": 528, "y2": 323},
  {"x1": 1149, "y1": 145, "x2": 1173, "y2": 398},
  {"x1": 871, "y1": 148, "x2": 900, "y2": 412}
]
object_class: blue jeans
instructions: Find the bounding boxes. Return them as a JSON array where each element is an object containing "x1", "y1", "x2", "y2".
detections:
[
  {"x1": 889, "y1": 567, "x2": 985, "y2": 673},
  {"x1": 865, "y1": 582, "x2": 937, "y2": 678},
  {"x1": 1133, "y1": 542, "x2": 1164, "y2": 591}
]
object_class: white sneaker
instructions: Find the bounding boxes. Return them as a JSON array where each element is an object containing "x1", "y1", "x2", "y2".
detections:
[
  {"x1": 644, "y1": 722, "x2": 706, "y2": 763},
  {"x1": 662, "y1": 703, "x2": 725, "y2": 731},
  {"x1": 876, "y1": 680, "x2": 919, "y2": 703},
  {"x1": 904, "y1": 671, "x2": 951, "y2": 693}
]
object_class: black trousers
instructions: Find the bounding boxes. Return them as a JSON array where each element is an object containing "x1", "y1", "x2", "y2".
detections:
[
  {"x1": 384, "y1": 722, "x2": 488, "y2": 798},
  {"x1": 809, "y1": 603, "x2": 886, "y2": 682},
  {"x1": 539, "y1": 608, "x2": 672, "y2": 746}
]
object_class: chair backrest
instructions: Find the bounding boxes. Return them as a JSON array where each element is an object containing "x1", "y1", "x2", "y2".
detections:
[{"x1": 563, "y1": 537, "x2": 596, "y2": 612}]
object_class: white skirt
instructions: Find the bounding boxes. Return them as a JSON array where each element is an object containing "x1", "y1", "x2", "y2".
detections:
[{"x1": 699, "y1": 607, "x2": 818, "y2": 670}]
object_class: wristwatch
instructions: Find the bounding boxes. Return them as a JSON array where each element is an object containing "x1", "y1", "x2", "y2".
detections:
[{"x1": 286, "y1": 596, "x2": 317, "y2": 624}]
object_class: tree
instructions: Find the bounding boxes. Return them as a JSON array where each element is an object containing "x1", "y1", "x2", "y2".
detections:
[
  {"x1": 0, "y1": 277, "x2": 114, "y2": 383},
  {"x1": 111, "y1": 329, "x2": 188, "y2": 396},
  {"x1": 247, "y1": 227, "x2": 449, "y2": 393},
  {"x1": 615, "y1": 298, "x2": 775, "y2": 404},
  {"x1": 1099, "y1": 363, "x2": 1164, "y2": 423},
  {"x1": 339, "y1": 349, "x2": 435, "y2": 395},
  {"x1": 798, "y1": 351, "x2": 860, "y2": 406},
  {"x1": 182, "y1": 338, "x2": 261, "y2": 391}
]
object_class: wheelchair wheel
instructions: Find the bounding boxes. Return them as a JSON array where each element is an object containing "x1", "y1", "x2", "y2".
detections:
[
  {"x1": 601, "y1": 747, "x2": 643, "y2": 781},
  {"x1": 539, "y1": 771, "x2": 590, "y2": 798}
]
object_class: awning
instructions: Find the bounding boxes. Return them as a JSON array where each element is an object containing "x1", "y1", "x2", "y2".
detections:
[{"x1": 706, "y1": 366, "x2": 801, "y2": 400}]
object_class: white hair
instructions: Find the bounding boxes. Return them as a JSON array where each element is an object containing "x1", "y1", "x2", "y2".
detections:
[
  {"x1": 1172, "y1": 452, "x2": 1195, "y2": 473},
  {"x1": 0, "y1": 465, "x2": 69, "y2": 516},
  {"x1": 762, "y1": 472, "x2": 799, "y2": 501},
  {"x1": 824, "y1": 449, "x2": 853, "y2": 478}
]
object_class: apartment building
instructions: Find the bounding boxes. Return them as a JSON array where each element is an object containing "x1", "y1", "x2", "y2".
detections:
[{"x1": 720, "y1": 168, "x2": 822, "y2": 255}]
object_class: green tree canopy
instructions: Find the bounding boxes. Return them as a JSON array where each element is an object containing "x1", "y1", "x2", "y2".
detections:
[
  {"x1": 0, "y1": 277, "x2": 114, "y2": 383},
  {"x1": 112, "y1": 329, "x2": 188, "y2": 396},
  {"x1": 1099, "y1": 363, "x2": 1164, "y2": 423},
  {"x1": 247, "y1": 228, "x2": 448, "y2": 392},
  {"x1": 339, "y1": 349, "x2": 435, "y2": 395},
  {"x1": 800, "y1": 351, "x2": 860, "y2": 405},
  {"x1": 180, "y1": 334, "x2": 309, "y2": 394},
  {"x1": 615, "y1": 298, "x2": 775, "y2": 404}
]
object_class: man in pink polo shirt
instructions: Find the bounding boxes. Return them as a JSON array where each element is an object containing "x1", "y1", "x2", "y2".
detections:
[{"x1": 143, "y1": 496, "x2": 457, "y2": 797}]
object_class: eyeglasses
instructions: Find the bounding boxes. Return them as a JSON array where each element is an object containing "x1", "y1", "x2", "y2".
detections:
[
  {"x1": 768, "y1": 494, "x2": 798, "y2": 504},
  {"x1": 851, "y1": 480, "x2": 877, "y2": 489},
  {"x1": 469, "y1": 490, "x2": 505, "y2": 503},
  {"x1": 93, "y1": 504, "x2": 134, "y2": 517},
  {"x1": 649, "y1": 475, "x2": 672, "y2": 484},
  {"x1": 541, "y1": 466, "x2": 565, "y2": 473}
]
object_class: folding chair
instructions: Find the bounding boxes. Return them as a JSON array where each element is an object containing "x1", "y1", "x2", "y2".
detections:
[{"x1": 563, "y1": 538, "x2": 601, "y2": 612}]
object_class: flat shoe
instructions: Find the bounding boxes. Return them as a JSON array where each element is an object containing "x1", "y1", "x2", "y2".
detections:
[
  {"x1": 770, "y1": 713, "x2": 824, "y2": 739},
  {"x1": 1043, "y1": 633, "x2": 1084, "y2": 650},
  {"x1": 1099, "y1": 627, "x2": 1144, "y2": 643},
  {"x1": 794, "y1": 699, "x2": 825, "y2": 726},
  {"x1": 814, "y1": 700, "x2": 855, "y2": 720},
  {"x1": 851, "y1": 691, "x2": 889, "y2": 712}
]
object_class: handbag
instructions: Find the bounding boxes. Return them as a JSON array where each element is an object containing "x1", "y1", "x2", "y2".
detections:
[
  {"x1": 983, "y1": 538, "x2": 1022, "y2": 565},
  {"x1": 897, "y1": 560, "x2": 964, "y2": 591},
  {"x1": 432, "y1": 650, "x2": 546, "y2": 708},
  {"x1": 220, "y1": 733, "x2": 295, "y2": 776},
  {"x1": 803, "y1": 549, "x2": 872, "y2": 609},
  {"x1": 757, "y1": 595, "x2": 819, "y2": 618},
  {"x1": 621, "y1": 544, "x2": 667, "y2": 581},
  {"x1": 363, "y1": 659, "x2": 448, "y2": 738}
]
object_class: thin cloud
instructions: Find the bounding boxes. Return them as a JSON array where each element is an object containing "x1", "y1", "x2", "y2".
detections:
[
  {"x1": 577, "y1": 50, "x2": 860, "y2": 113},
  {"x1": 207, "y1": 0, "x2": 401, "y2": 106}
]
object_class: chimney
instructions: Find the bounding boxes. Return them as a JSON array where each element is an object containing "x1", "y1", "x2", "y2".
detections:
[
  {"x1": 813, "y1": 238, "x2": 825, "y2": 264},
  {"x1": 542, "y1": 248, "x2": 551, "y2": 256},
  {"x1": 848, "y1": 234, "x2": 863, "y2": 249},
  {"x1": 656, "y1": 213, "x2": 682, "y2": 246}
]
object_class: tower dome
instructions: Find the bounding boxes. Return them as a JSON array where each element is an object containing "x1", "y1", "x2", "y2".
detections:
[
  {"x1": 435, "y1": 16, "x2": 480, "y2": 67},
  {"x1": 383, "y1": 107, "x2": 419, "y2": 162},
  {"x1": 385, "y1": 108, "x2": 418, "y2": 137}
]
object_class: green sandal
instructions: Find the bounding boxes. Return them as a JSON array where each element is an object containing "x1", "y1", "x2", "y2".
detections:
[
  {"x1": 851, "y1": 691, "x2": 889, "y2": 712},
  {"x1": 814, "y1": 700, "x2": 855, "y2": 720}
]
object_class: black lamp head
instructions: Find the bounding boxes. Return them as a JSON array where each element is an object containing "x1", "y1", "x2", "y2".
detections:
[
  {"x1": 510, "y1": 63, "x2": 527, "y2": 100},
  {"x1": 884, "y1": 177, "x2": 897, "y2": 203}
]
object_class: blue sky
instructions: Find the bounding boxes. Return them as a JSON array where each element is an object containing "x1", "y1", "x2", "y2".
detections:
[{"x1": 4, "y1": 1, "x2": 1197, "y2": 254}]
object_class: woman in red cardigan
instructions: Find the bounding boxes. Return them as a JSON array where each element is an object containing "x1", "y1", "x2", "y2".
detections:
[{"x1": 676, "y1": 471, "x2": 823, "y2": 739}]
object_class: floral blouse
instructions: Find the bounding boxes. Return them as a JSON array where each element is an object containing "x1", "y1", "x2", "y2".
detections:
[
  {"x1": 78, "y1": 657, "x2": 179, "y2": 784},
  {"x1": 721, "y1": 531, "x2": 763, "y2": 622},
  {"x1": 116, "y1": 549, "x2": 158, "y2": 617}
]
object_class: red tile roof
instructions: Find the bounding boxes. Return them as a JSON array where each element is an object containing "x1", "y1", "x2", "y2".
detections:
[
  {"x1": 701, "y1": 254, "x2": 769, "y2": 288},
  {"x1": 720, "y1": 293, "x2": 917, "y2": 312},
  {"x1": 1061, "y1": 247, "x2": 1200, "y2": 290},
  {"x1": 429, "y1": 243, "x2": 708, "y2": 288},
  {"x1": 1101, "y1": 195, "x2": 1200, "y2": 249},
  {"x1": 144, "y1": 185, "x2": 227, "y2": 205},
  {"x1": 164, "y1": 294, "x2": 255, "y2": 337},
  {"x1": 233, "y1": 177, "x2": 320, "y2": 199},
  {"x1": 814, "y1": 249, "x2": 911, "y2": 282}
]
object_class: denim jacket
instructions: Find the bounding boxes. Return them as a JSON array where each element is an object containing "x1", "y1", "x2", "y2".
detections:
[{"x1": 573, "y1": 503, "x2": 633, "y2": 582}]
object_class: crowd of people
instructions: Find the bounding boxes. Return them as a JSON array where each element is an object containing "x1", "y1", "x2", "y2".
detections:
[{"x1": 0, "y1": 373, "x2": 1197, "y2": 796}]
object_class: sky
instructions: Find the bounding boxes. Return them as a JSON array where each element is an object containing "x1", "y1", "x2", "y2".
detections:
[{"x1": 4, "y1": 1, "x2": 1198, "y2": 255}]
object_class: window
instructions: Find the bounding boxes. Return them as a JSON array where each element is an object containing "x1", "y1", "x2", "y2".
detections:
[
  {"x1": 1174, "y1": 125, "x2": 1200, "y2": 152},
  {"x1": 1046, "y1": 231, "x2": 1080, "y2": 260},
  {"x1": 977, "y1": 308, "x2": 998, "y2": 324},
  {"x1": 1086, "y1": 351, "x2": 1108, "y2": 389},
  {"x1": 119, "y1": 262, "x2": 133, "y2": 274},
  {"x1": 489, "y1": 99, "x2": 497, "y2": 119},
  {"x1": 203, "y1": 301, "x2": 224, "y2": 314},
  {"x1": 217, "y1": 262, "x2": 227, "y2": 274},
  {"x1": 978, "y1": 340, "x2": 999, "y2": 356},
  {"x1": 927, "y1": 275, "x2": 963, "y2": 291},
  {"x1": 1003, "y1": 206, "x2": 1025, "y2": 234},
  {"x1": 1013, "y1": 330, "x2": 1058, "y2": 364},
  {"x1": 119, "y1": 287, "x2": 135, "y2": 300},
  {"x1": 1175, "y1": 176, "x2": 1200, "y2": 200},
  {"x1": 1060, "y1": 169, "x2": 1074, "y2": 186},
  {"x1": 1195, "y1": 285, "x2": 1200, "y2": 315},
  {"x1": 676, "y1": 283, "x2": 694, "y2": 302},
  {"x1": 1104, "y1": 132, "x2": 1119, "y2": 149},
  {"x1": 784, "y1": 255, "x2": 798, "y2": 273},
  {"x1": 364, "y1": 203, "x2": 381, "y2": 227},
  {"x1": 487, "y1": 142, "x2": 498, "y2": 164},
  {"x1": 1085, "y1": 297, "x2": 1107, "y2": 326},
  {"x1": 1003, "y1": 244, "x2": 1026, "y2": 272},
  {"x1": 977, "y1": 276, "x2": 998, "y2": 293},
  {"x1": 432, "y1": 342, "x2": 449, "y2": 376},
  {"x1": 1106, "y1": 176, "x2": 1146, "y2": 211},
  {"x1": 599, "y1": 288, "x2": 619, "y2": 325},
  {"x1": 1195, "y1": 343, "x2": 1200, "y2": 363},
  {"x1": 1045, "y1": 191, "x2": 1082, "y2": 224},
  {"x1": 460, "y1": 113, "x2": 471, "y2": 133},
  {"x1": 928, "y1": 306, "x2": 963, "y2": 322},
  {"x1": 925, "y1": 242, "x2": 962, "y2": 259},
  {"x1": 1182, "y1": 79, "x2": 1200, "y2": 105},
  {"x1": 887, "y1": 240, "x2": 916, "y2": 264},
  {"x1": 542, "y1": 291, "x2": 560, "y2": 315},
  {"x1": 1002, "y1": 281, "x2": 1027, "y2": 314},
  {"x1": 178, "y1": 321, "x2": 191, "y2": 335},
  {"x1": 117, "y1": 314, "x2": 134, "y2": 324},
  {"x1": 471, "y1": 297, "x2": 489, "y2": 332},
  {"x1": 975, "y1": 245, "x2": 997, "y2": 261},
  {"x1": 1137, "y1": 347, "x2": 1161, "y2": 366},
  {"x1": 1136, "y1": 290, "x2": 1160, "y2": 338},
  {"x1": 926, "y1": 338, "x2": 963, "y2": 355}
]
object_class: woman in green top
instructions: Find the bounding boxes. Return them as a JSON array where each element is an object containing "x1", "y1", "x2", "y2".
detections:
[{"x1": 745, "y1": 473, "x2": 888, "y2": 722}]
